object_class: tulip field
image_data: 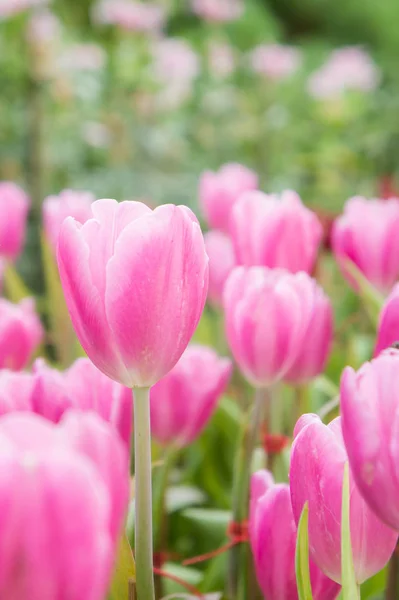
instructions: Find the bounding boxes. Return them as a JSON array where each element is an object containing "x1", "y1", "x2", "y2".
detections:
[{"x1": 3, "y1": 1, "x2": 399, "y2": 600}]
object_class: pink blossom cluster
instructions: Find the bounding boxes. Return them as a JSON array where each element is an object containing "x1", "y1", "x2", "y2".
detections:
[
  {"x1": 308, "y1": 46, "x2": 380, "y2": 99},
  {"x1": 191, "y1": 0, "x2": 244, "y2": 23},
  {"x1": 0, "y1": 0, "x2": 49, "y2": 19},
  {"x1": 151, "y1": 38, "x2": 200, "y2": 108},
  {"x1": 250, "y1": 44, "x2": 302, "y2": 80},
  {"x1": 93, "y1": 0, "x2": 165, "y2": 33}
]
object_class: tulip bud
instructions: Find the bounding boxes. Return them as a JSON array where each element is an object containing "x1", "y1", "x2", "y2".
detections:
[
  {"x1": 332, "y1": 196, "x2": 399, "y2": 293},
  {"x1": 290, "y1": 414, "x2": 398, "y2": 584},
  {"x1": 230, "y1": 190, "x2": 322, "y2": 274},
  {"x1": 57, "y1": 199, "x2": 209, "y2": 388},
  {"x1": 199, "y1": 163, "x2": 258, "y2": 233},
  {"x1": 0, "y1": 182, "x2": 29, "y2": 261},
  {"x1": 341, "y1": 348, "x2": 399, "y2": 531},
  {"x1": 224, "y1": 267, "x2": 329, "y2": 387},
  {"x1": 150, "y1": 344, "x2": 232, "y2": 447},
  {"x1": 0, "y1": 298, "x2": 43, "y2": 370},
  {"x1": 250, "y1": 470, "x2": 341, "y2": 600}
]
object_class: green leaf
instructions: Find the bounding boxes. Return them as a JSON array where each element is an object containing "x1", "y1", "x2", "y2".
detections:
[
  {"x1": 109, "y1": 534, "x2": 136, "y2": 600},
  {"x1": 3, "y1": 262, "x2": 32, "y2": 302},
  {"x1": 166, "y1": 485, "x2": 207, "y2": 514},
  {"x1": 41, "y1": 234, "x2": 84, "y2": 366},
  {"x1": 343, "y1": 259, "x2": 384, "y2": 328},
  {"x1": 341, "y1": 462, "x2": 360, "y2": 600},
  {"x1": 295, "y1": 502, "x2": 314, "y2": 600}
]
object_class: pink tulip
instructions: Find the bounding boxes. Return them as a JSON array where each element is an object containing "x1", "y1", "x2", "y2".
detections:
[
  {"x1": 332, "y1": 196, "x2": 399, "y2": 293},
  {"x1": 224, "y1": 267, "x2": 325, "y2": 387},
  {"x1": 0, "y1": 298, "x2": 43, "y2": 370},
  {"x1": 0, "y1": 181, "x2": 29, "y2": 260},
  {"x1": 284, "y1": 281, "x2": 333, "y2": 384},
  {"x1": 230, "y1": 190, "x2": 322, "y2": 273},
  {"x1": 250, "y1": 470, "x2": 341, "y2": 600},
  {"x1": 57, "y1": 198, "x2": 209, "y2": 387},
  {"x1": 340, "y1": 348, "x2": 399, "y2": 531},
  {"x1": 250, "y1": 45, "x2": 301, "y2": 81},
  {"x1": 60, "y1": 410, "x2": 130, "y2": 543},
  {"x1": 204, "y1": 230, "x2": 237, "y2": 306},
  {"x1": 374, "y1": 284, "x2": 399, "y2": 356},
  {"x1": 191, "y1": 0, "x2": 244, "y2": 22},
  {"x1": 150, "y1": 344, "x2": 232, "y2": 447},
  {"x1": 290, "y1": 414, "x2": 398, "y2": 584},
  {"x1": 199, "y1": 163, "x2": 259, "y2": 233},
  {"x1": 30, "y1": 357, "x2": 132, "y2": 446},
  {"x1": 43, "y1": 189, "x2": 94, "y2": 250},
  {"x1": 0, "y1": 370, "x2": 34, "y2": 414},
  {"x1": 0, "y1": 410, "x2": 130, "y2": 600}
]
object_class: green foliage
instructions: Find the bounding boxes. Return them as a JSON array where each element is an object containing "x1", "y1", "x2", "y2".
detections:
[{"x1": 295, "y1": 503, "x2": 314, "y2": 600}]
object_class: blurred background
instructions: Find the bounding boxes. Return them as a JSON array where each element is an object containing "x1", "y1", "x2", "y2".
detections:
[
  {"x1": 2, "y1": 0, "x2": 399, "y2": 306},
  {"x1": 3, "y1": 0, "x2": 399, "y2": 213}
]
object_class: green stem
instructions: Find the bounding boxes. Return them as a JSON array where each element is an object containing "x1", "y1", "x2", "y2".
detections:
[
  {"x1": 133, "y1": 388, "x2": 155, "y2": 600},
  {"x1": 296, "y1": 384, "x2": 311, "y2": 422},
  {"x1": 228, "y1": 387, "x2": 266, "y2": 600}
]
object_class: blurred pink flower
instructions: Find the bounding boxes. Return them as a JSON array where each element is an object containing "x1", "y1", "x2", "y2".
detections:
[
  {"x1": 374, "y1": 284, "x2": 399, "y2": 356},
  {"x1": 204, "y1": 230, "x2": 237, "y2": 307},
  {"x1": 151, "y1": 38, "x2": 200, "y2": 108},
  {"x1": 191, "y1": 0, "x2": 244, "y2": 23},
  {"x1": 0, "y1": 410, "x2": 129, "y2": 600},
  {"x1": 0, "y1": 181, "x2": 30, "y2": 261},
  {"x1": 0, "y1": 357, "x2": 132, "y2": 448},
  {"x1": 208, "y1": 42, "x2": 236, "y2": 78},
  {"x1": 250, "y1": 44, "x2": 302, "y2": 80},
  {"x1": 230, "y1": 190, "x2": 322, "y2": 274},
  {"x1": 332, "y1": 196, "x2": 399, "y2": 294},
  {"x1": 152, "y1": 38, "x2": 200, "y2": 84},
  {"x1": 0, "y1": 298, "x2": 43, "y2": 370},
  {"x1": 199, "y1": 163, "x2": 259, "y2": 233},
  {"x1": 27, "y1": 10, "x2": 60, "y2": 44},
  {"x1": 150, "y1": 344, "x2": 232, "y2": 447},
  {"x1": 43, "y1": 189, "x2": 94, "y2": 250},
  {"x1": 0, "y1": 0, "x2": 49, "y2": 19},
  {"x1": 93, "y1": 0, "x2": 165, "y2": 33},
  {"x1": 308, "y1": 47, "x2": 379, "y2": 99}
]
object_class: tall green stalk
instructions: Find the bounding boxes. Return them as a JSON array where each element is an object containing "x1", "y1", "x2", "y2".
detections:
[
  {"x1": 133, "y1": 388, "x2": 155, "y2": 600},
  {"x1": 228, "y1": 387, "x2": 266, "y2": 600}
]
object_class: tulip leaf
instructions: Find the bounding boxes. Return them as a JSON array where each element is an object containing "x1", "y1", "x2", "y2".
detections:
[
  {"x1": 109, "y1": 533, "x2": 136, "y2": 600},
  {"x1": 343, "y1": 259, "x2": 383, "y2": 328},
  {"x1": 3, "y1": 262, "x2": 32, "y2": 302},
  {"x1": 295, "y1": 502, "x2": 314, "y2": 600},
  {"x1": 341, "y1": 462, "x2": 360, "y2": 600}
]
